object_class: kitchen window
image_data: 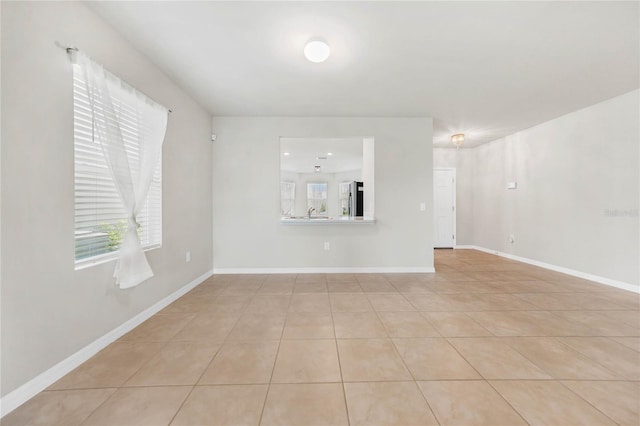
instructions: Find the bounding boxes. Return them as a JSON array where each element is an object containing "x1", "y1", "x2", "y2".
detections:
[
  {"x1": 280, "y1": 181, "x2": 295, "y2": 216},
  {"x1": 307, "y1": 182, "x2": 327, "y2": 215}
]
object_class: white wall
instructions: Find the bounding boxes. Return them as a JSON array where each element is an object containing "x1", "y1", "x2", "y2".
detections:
[
  {"x1": 433, "y1": 148, "x2": 475, "y2": 245},
  {"x1": 1, "y1": 2, "x2": 213, "y2": 396},
  {"x1": 472, "y1": 91, "x2": 639, "y2": 288},
  {"x1": 212, "y1": 117, "x2": 433, "y2": 271}
]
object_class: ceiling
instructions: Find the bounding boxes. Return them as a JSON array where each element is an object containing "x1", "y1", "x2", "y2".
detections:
[
  {"x1": 281, "y1": 137, "x2": 364, "y2": 174},
  {"x1": 88, "y1": 1, "x2": 639, "y2": 148}
]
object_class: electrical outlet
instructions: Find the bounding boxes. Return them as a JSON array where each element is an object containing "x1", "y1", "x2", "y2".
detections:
[
  {"x1": 186, "y1": 251, "x2": 191, "y2": 262},
  {"x1": 324, "y1": 242, "x2": 330, "y2": 251}
]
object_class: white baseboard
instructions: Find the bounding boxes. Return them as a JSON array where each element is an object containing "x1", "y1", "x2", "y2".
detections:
[
  {"x1": 213, "y1": 266, "x2": 436, "y2": 274},
  {"x1": 456, "y1": 245, "x2": 639, "y2": 294},
  {"x1": 0, "y1": 269, "x2": 213, "y2": 418}
]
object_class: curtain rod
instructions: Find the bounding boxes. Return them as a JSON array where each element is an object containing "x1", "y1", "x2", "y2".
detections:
[{"x1": 62, "y1": 44, "x2": 173, "y2": 113}]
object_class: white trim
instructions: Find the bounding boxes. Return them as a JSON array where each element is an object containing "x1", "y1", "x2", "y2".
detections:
[
  {"x1": 74, "y1": 244, "x2": 161, "y2": 271},
  {"x1": 213, "y1": 267, "x2": 436, "y2": 274},
  {"x1": 453, "y1": 245, "x2": 475, "y2": 249},
  {"x1": 455, "y1": 245, "x2": 639, "y2": 294},
  {"x1": 0, "y1": 269, "x2": 213, "y2": 418}
]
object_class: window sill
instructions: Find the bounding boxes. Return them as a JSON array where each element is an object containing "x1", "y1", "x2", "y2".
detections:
[{"x1": 74, "y1": 244, "x2": 161, "y2": 271}]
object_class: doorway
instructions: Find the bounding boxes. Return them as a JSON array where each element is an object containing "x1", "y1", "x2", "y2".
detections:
[{"x1": 433, "y1": 168, "x2": 456, "y2": 248}]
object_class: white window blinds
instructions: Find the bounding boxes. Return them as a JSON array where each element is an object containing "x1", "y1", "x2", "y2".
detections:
[{"x1": 74, "y1": 64, "x2": 162, "y2": 263}]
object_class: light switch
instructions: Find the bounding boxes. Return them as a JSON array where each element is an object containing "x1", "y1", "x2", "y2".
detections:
[
  {"x1": 420, "y1": 202, "x2": 426, "y2": 211},
  {"x1": 507, "y1": 182, "x2": 517, "y2": 189}
]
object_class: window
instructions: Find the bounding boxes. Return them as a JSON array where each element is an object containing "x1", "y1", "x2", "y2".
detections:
[
  {"x1": 339, "y1": 182, "x2": 351, "y2": 216},
  {"x1": 307, "y1": 182, "x2": 327, "y2": 215},
  {"x1": 74, "y1": 65, "x2": 162, "y2": 264},
  {"x1": 280, "y1": 182, "x2": 295, "y2": 216}
]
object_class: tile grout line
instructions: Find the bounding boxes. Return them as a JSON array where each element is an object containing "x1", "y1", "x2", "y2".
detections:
[
  {"x1": 604, "y1": 336, "x2": 640, "y2": 354},
  {"x1": 443, "y1": 336, "x2": 531, "y2": 426},
  {"x1": 441, "y1": 253, "x2": 622, "y2": 424},
  {"x1": 482, "y1": 379, "x2": 534, "y2": 425},
  {"x1": 497, "y1": 335, "x2": 623, "y2": 384},
  {"x1": 75, "y1": 336, "x2": 177, "y2": 424},
  {"x1": 555, "y1": 380, "x2": 626, "y2": 425},
  {"x1": 8, "y1": 252, "x2": 639, "y2": 424},
  {"x1": 69, "y1": 388, "x2": 119, "y2": 426},
  {"x1": 165, "y1": 277, "x2": 253, "y2": 425},
  {"x1": 328, "y1": 282, "x2": 355, "y2": 426},
  {"x1": 256, "y1": 275, "x2": 295, "y2": 426},
  {"x1": 552, "y1": 337, "x2": 627, "y2": 379},
  {"x1": 368, "y1": 282, "x2": 443, "y2": 426}
]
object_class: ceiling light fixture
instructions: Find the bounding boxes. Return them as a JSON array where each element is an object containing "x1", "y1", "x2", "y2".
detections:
[
  {"x1": 451, "y1": 133, "x2": 465, "y2": 149},
  {"x1": 327, "y1": 152, "x2": 333, "y2": 156},
  {"x1": 283, "y1": 152, "x2": 290, "y2": 156},
  {"x1": 304, "y1": 39, "x2": 330, "y2": 63}
]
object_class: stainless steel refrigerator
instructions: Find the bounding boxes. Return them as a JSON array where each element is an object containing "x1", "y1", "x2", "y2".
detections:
[{"x1": 348, "y1": 181, "x2": 364, "y2": 217}]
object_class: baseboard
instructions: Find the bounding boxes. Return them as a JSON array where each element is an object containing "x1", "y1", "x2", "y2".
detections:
[
  {"x1": 213, "y1": 266, "x2": 436, "y2": 274},
  {"x1": 456, "y1": 245, "x2": 639, "y2": 294},
  {"x1": 0, "y1": 269, "x2": 213, "y2": 418}
]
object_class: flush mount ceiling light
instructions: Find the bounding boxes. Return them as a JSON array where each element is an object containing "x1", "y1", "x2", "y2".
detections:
[
  {"x1": 304, "y1": 39, "x2": 330, "y2": 63},
  {"x1": 451, "y1": 133, "x2": 465, "y2": 149},
  {"x1": 283, "y1": 152, "x2": 290, "y2": 156}
]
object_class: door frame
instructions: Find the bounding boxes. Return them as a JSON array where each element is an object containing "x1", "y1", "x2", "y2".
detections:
[{"x1": 433, "y1": 167, "x2": 457, "y2": 248}]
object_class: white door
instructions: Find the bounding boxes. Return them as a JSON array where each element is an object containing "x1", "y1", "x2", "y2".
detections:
[{"x1": 433, "y1": 168, "x2": 456, "y2": 248}]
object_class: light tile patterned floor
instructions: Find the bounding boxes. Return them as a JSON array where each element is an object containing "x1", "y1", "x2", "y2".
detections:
[{"x1": 4, "y1": 250, "x2": 639, "y2": 425}]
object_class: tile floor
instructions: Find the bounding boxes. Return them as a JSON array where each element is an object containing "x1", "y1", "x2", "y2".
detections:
[{"x1": 4, "y1": 250, "x2": 639, "y2": 425}]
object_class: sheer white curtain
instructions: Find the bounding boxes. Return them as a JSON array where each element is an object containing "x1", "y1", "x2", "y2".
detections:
[
  {"x1": 76, "y1": 52, "x2": 168, "y2": 289},
  {"x1": 280, "y1": 182, "x2": 295, "y2": 216}
]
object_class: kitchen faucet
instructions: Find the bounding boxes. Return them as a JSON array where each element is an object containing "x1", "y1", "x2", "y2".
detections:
[{"x1": 307, "y1": 207, "x2": 316, "y2": 218}]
